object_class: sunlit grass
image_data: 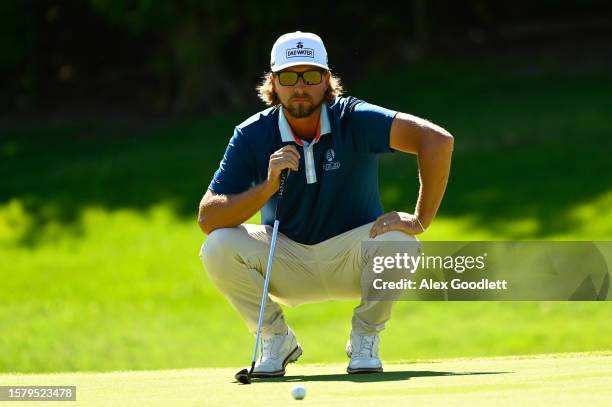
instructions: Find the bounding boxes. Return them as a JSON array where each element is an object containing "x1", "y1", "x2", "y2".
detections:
[{"x1": 1, "y1": 197, "x2": 610, "y2": 373}]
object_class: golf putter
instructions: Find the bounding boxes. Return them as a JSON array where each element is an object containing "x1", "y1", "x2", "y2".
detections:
[{"x1": 235, "y1": 169, "x2": 289, "y2": 384}]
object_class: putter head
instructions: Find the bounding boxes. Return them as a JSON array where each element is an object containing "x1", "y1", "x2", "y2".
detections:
[{"x1": 234, "y1": 368, "x2": 251, "y2": 384}]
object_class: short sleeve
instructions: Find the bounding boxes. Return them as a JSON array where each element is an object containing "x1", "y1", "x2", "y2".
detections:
[
  {"x1": 349, "y1": 100, "x2": 397, "y2": 154},
  {"x1": 208, "y1": 127, "x2": 255, "y2": 194}
]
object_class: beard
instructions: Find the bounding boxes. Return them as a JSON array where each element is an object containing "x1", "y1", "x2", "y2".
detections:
[{"x1": 282, "y1": 95, "x2": 325, "y2": 119}]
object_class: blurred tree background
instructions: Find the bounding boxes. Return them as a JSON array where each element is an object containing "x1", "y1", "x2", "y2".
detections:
[{"x1": 2, "y1": 0, "x2": 612, "y2": 116}]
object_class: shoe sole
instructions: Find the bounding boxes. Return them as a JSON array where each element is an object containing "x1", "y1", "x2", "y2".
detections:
[
  {"x1": 346, "y1": 348, "x2": 383, "y2": 374},
  {"x1": 250, "y1": 345, "x2": 303, "y2": 378},
  {"x1": 347, "y1": 366, "x2": 383, "y2": 374}
]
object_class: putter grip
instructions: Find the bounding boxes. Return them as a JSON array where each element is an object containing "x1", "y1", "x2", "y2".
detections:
[{"x1": 277, "y1": 169, "x2": 289, "y2": 200}]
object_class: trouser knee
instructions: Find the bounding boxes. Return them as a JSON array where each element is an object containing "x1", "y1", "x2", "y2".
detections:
[
  {"x1": 199, "y1": 227, "x2": 241, "y2": 280},
  {"x1": 362, "y1": 231, "x2": 421, "y2": 301}
]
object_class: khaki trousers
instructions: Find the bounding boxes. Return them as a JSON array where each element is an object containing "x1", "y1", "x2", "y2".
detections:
[{"x1": 199, "y1": 221, "x2": 419, "y2": 336}]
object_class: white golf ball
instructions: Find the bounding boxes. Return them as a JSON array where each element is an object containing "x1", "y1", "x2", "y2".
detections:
[{"x1": 291, "y1": 385, "x2": 306, "y2": 400}]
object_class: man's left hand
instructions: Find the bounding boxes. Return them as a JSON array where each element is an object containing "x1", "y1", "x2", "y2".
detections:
[{"x1": 369, "y1": 211, "x2": 425, "y2": 239}]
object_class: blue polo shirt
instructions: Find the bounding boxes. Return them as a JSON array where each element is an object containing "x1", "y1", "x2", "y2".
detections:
[{"x1": 208, "y1": 96, "x2": 397, "y2": 245}]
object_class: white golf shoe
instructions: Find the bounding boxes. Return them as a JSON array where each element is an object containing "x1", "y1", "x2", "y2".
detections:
[
  {"x1": 346, "y1": 332, "x2": 383, "y2": 374},
  {"x1": 252, "y1": 327, "x2": 302, "y2": 377}
]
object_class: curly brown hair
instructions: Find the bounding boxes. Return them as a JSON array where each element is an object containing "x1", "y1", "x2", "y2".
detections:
[{"x1": 257, "y1": 71, "x2": 344, "y2": 106}]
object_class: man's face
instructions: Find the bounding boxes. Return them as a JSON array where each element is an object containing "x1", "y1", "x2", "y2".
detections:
[{"x1": 273, "y1": 65, "x2": 330, "y2": 119}]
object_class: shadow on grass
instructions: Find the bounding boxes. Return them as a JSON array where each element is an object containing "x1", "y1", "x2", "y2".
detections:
[{"x1": 250, "y1": 370, "x2": 510, "y2": 383}]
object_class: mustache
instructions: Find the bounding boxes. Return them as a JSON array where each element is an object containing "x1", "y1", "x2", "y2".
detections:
[{"x1": 290, "y1": 95, "x2": 312, "y2": 101}]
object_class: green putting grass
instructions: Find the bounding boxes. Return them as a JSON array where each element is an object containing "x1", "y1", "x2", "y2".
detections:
[{"x1": 1, "y1": 352, "x2": 610, "y2": 406}]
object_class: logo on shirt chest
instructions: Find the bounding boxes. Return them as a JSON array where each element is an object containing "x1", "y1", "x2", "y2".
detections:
[{"x1": 323, "y1": 148, "x2": 341, "y2": 171}]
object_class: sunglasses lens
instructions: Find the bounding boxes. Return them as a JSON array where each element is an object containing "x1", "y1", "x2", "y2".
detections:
[
  {"x1": 279, "y1": 72, "x2": 298, "y2": 86},
  {"x1": 303, "y1": 70, "x2": 323, "y2": 85},
  {"x1": 278, "y1": 70, "x2": 324, "y2": 86}
]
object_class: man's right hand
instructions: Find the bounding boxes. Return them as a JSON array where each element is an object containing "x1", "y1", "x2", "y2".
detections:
[
  {"x1": 267, "y1": 145, "x2": 300, "y2": 191},
  {"x1": 198, "y1": 145, "x2": 300, "y2": 235}
]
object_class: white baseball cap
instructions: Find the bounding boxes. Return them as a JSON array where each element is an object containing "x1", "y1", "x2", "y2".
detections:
[{"x1": 270, "y1": 31, "x2": 329, "y2": 72}]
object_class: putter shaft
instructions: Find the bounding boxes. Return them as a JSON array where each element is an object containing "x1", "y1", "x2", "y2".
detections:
[{"x1": 246, "y1": 169, "x2": 289, "y2": 378}]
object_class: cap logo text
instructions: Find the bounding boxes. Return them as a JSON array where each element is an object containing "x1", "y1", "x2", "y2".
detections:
[{"x1": 286, "y1": 41, "x2": 314, "y2": 59}]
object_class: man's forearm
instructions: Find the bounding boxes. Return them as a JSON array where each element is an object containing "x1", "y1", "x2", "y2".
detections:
[
  {"x1": 414, "y1": 130, "x2": 454, "y2": 228},
  {"x1": 198, "y1": 181, "x2": 276, "y2": 235}
]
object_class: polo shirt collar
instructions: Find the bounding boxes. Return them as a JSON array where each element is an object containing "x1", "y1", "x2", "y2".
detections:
[
  {"x1": 278, "y1": 102, "x2": 331, "y2": 144},
  {"x1": 278, "y1": 103, "x2": 331, "y2": 185}
]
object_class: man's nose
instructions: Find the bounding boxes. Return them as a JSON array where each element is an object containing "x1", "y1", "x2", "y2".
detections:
[{"x1": 294, "y1": 77, "x2": 307, "y2": 89}]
